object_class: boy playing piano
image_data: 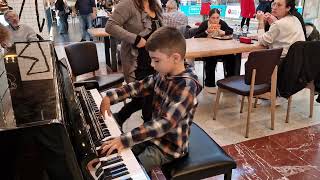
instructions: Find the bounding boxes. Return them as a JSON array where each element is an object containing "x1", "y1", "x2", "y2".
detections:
[{"x1": 100, "y1": 27, "x2": 202, "y2": 173}]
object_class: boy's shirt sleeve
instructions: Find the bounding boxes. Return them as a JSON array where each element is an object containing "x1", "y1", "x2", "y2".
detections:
[
  {"x1": 120, "y1": 79, "x2": 198, "y2": 148},
  {"x1": 104, "y1": 75, "x2": 155, "y2": 105}
]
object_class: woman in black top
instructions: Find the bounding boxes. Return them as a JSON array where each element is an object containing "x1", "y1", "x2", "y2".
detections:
[
  {"x1": 105, "y1": 0, "x2": 162, "y2": 126},
  {"x1": 194, "y1": 8, "x2": 236, "y2": 94}
]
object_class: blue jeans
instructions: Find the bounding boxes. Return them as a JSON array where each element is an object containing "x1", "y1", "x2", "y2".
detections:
[
  {"x1": 79, "y1": 14, "x2": 93, "y2": 40},
  {"x1": 58, "y1": 11, "x2": 68, "y2": 34},
  {"x1": 46, "y1": 8, "x2": 52, "y2": 33},
  {"x1": 132, "y1": 141, "x2": 174, "y2": 173}
]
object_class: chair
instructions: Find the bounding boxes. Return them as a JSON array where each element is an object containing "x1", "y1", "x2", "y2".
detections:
[
  {"x1": 286, "y1": 82, "x2": 315, "y2": 123},
  {"x1": 162, "y1": 123, "x2": 236, "y2": 180},
  {"x1": 213, "y1": 48, "x2": 283, "y2": 138},
  {"x1": 277, "y1": 41, "x2": 320, "y2": 122},
  {"x1": 64, "y1": 42, "x2": 124, "y2": 92}
]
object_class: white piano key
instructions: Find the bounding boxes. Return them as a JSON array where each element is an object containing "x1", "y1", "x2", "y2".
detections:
[{"x1": 89, "y1": 89, "x2": 149, "y2": 180}]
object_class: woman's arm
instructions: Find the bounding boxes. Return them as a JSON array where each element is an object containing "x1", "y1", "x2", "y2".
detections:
[
  {"x1": 194, "y1": 21, "x2": 209, "y2": 38},
  {"x1": 220, "y1": 20, "x2": 233, "y2": 35},
  {"x1": 105, "y1": 0, "x2": 137, "y2": 44}
]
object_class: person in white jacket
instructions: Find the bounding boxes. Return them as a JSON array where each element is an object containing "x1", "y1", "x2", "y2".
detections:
[{"x1": 256, "y1": 0, "x2": 305, "y2": 57}]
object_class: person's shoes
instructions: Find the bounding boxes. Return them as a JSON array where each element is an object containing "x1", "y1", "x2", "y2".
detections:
[
  {"x1": 204, "y1": 86, "x2": 217, "y2": 94},
  {"x1": 80, "y1": 39, "x2": 86, "y2": 42},
  {"x1": 90, "y1": 38, "x2": 93, "y2": 41}
]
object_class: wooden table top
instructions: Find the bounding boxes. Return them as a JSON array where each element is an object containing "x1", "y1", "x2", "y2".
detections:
[
  {"x1": 185, "y1": 38, "x2": 265, "y2": 59},
  {"x1": 88, "y1": 28, "x2": 110, "y2": 37}
]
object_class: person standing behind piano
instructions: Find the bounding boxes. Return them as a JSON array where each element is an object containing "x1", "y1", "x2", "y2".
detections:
[
  {"x1": 105, "y1": 0, "x2": 162, "y2": 127},
  {"x1": 100, "y1": 27, "x2": 202, "y2": 173}
]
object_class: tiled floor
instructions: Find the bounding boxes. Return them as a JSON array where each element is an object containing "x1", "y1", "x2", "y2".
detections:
[{"x1": 54, "y1": 20, "x2": 320, "y2": 179}]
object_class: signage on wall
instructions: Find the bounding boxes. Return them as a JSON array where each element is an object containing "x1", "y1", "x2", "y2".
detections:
[
  {"x1": 180, "y1": 4, "x2": 303, "y2": 18},
  {"x1": 225, "y1": 6, "x2": 241, "y2": 18}
]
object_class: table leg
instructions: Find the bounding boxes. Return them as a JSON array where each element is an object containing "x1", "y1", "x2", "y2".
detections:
[
  {"x1": 234, "y1": 53, "x2": 242, "y2": 76},
  {"x1": 104, "y1": 36, "x2": 111, "y2": 68},
  {"x1": 110, "y1": 36, "x2": 118, "y2": 72}
]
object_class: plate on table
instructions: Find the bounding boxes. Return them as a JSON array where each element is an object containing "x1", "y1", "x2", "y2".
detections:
[{"x1": 213, "y1": 35, "x2": 233, "y2": 40}]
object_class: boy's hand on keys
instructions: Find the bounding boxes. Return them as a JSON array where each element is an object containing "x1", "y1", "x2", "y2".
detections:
[{"x1": 100, "y1": 137, "x2": 124, "y2": 156}]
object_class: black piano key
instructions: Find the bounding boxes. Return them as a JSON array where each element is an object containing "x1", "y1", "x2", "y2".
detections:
[
  {"x1": 103, "y1": 132, "x2": 111, "y2": 136},
  {"x1": 98, "y1": 149, "x2": 118, "y2": 158},
  {"x1": 125, "y1": 178, "x2": 133, "y2": 180},
  {"x1": 95, "y1": 165, "x2": 104, "y2": 177},
  {"x1": 103, "y1": 133, "x2": 111, "y2": 138},
  {"x1": 95, "y1": 141, "x2": 103, "y2": 147},
  {"x1": 110, "y1": 166, "x2": 128, "y2": 176},
  {"x1": 102, "y1": 129, "x2": 110, "y2": 135},
  {"x1": 101, "y1": 123, "x2": 107, "y2": 128},
  {"x1": 99, "y1": 156, "x2": 121, "y2": 165},
  {"x1": 102, "y1": 129, "x2": 110, "y2": 134},
  {"x1": 97, "y1": 148, "x2": 118, "y2": 157},
  {"x1": 108, "y1": 163, "x2": 126, "y2": 172},
  {"x1": 112, "y1": 171, "x2": 130, "y2": 179}
]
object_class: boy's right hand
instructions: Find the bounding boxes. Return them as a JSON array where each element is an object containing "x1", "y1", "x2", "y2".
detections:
[
  {"x1": 136, "y1": 37, "x2": 146, "y2": 48},
  {"x1": 100, "y1": 96, "x2": 112, "y2": 116}
]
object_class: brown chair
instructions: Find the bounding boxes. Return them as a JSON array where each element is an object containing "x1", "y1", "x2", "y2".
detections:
[
  {"x1": 285, "y1": 82, "x2": 315, "y2": 123},
  {"x1": 64, "y1": 42, "x2": 124, "y2": 92},
  {"x1": 213, "y1": 48, "x2": 283, "y2": 138}
]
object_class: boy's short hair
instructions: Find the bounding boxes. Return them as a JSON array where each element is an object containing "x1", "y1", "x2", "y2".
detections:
[{"x1": 146, "y1": 26, "x2": 186, "y2": 59}]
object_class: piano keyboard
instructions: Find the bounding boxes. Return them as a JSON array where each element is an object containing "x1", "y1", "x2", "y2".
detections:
[{"x1": 88, "y1": 89, "x2": 149, "y2": 180}]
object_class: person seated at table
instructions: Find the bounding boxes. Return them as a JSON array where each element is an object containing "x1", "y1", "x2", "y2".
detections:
[
  {"x1": 194, "y1": 8, "x2": 236, "y2": 94},
  {"x1": 162, "y1": 0, "x2": 188, "y2": 29},
  {"x1": 256, "y1": 0, "x2": 305, "y2": 57},
  {"x1": 3, "y1": 10, "x2": 38, "y2": 48},
  {"x1": 256, "y1": 0, "x2": 305, "y2": 105}
]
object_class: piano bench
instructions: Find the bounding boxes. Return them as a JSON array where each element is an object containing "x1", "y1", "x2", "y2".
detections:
[{"x1": 162, "y1": 123, "x2": 237, "y2": 180}]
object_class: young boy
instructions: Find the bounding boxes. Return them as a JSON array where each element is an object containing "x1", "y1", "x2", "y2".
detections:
[{"x1": 99, "y1": 27, "x2": 202, "y2": 172}]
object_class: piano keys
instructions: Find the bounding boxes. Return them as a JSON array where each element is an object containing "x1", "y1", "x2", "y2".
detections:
[{"x1": 86, "y1": 89, "x2": 149, "y2": 180}]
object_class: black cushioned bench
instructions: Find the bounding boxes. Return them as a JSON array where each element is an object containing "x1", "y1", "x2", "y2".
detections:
[{"x1": 162, "y1": 123, "x2": 237, "y2": 180}]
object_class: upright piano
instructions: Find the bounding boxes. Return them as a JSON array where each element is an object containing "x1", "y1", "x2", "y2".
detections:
[{"x1": 0, "y1": 41, "x2": 148, "y2": 180}]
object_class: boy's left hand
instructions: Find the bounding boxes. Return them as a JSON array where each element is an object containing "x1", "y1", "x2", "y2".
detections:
[{"x1": 100, "y1": 137, "x2": 125, "y2": 156}]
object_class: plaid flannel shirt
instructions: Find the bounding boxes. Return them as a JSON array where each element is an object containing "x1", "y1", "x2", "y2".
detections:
[{"x1": 105, "y1": 67, "x2": 202, "y2": 158}]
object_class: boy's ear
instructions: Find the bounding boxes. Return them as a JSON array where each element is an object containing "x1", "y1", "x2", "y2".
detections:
[{"x1": 171, "y1": 53, "x2": 182, "y2": 63}]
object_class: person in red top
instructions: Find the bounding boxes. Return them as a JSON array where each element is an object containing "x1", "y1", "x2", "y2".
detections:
[
  {"x1": 200, "y1": 0, "x2": 211, "y2": 21},
  {"x1": 240, "y1": 0, "x2": 256, "y2": 31}
]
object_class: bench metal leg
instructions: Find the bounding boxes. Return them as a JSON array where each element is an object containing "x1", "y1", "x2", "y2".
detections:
[{"x1": 224, "y1": 170, "x2": 232, "y2": 180}]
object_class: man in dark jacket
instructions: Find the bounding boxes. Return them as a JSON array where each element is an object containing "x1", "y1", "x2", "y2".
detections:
[{"x1": 75, "y1": 0, "x2": 97, "y2": 41}]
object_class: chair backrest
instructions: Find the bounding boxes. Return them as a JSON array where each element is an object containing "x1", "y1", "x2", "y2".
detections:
[
  {"x1": 305, "y1": 23, "x2": 320, "y2": 41},
  {"x1": 245, "y1": 48, "x2": 283, "y2": 85},
  {"x1": 64, "y1": 42, "x2": 99, "y2": 76}
]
